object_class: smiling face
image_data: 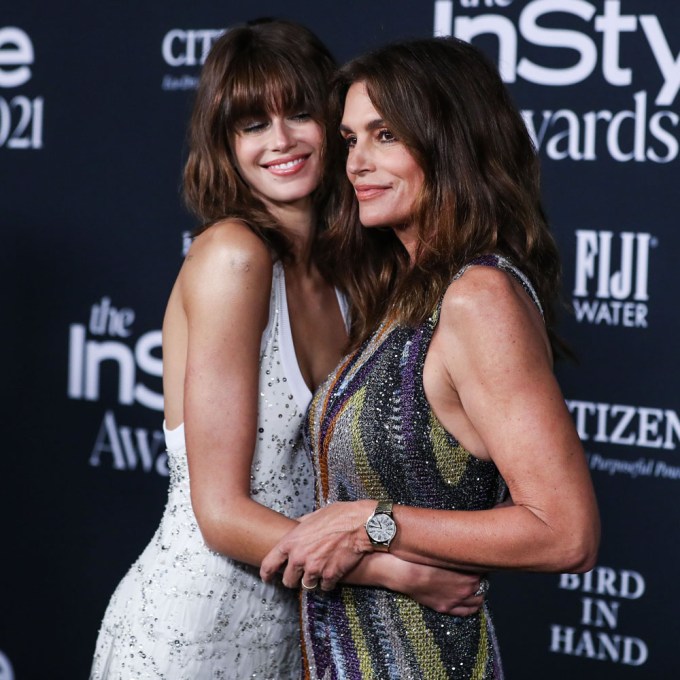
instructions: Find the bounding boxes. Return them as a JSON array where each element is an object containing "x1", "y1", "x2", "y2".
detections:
[
  {"x1": 232, "y1": 111, "x2": 324, "y2": 213},
  {"x1": 340, "y1": 82, "x2": 424, "y2": 249}
]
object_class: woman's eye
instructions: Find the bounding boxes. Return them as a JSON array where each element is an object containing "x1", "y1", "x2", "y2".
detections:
[
  {"x1": 240, "y1": 120, "x2": 267, "y2": 134},
  {"x1": 342, "y1": 135, "x2": 356, "y2": 150},
  {"x1": 378, "y1": 128, "x2": 397, "y2": 143},
  {"x1": 289, "y1": 112, "x2": 312, "y2": 122}
]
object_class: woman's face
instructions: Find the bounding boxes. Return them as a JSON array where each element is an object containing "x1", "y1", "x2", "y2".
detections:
[
  {"x1": 340, "y1": 81, "x2": 424, "y2": 242},
  {"x1": 232, "y1": 111, "x2": 324, "y2": 211}
]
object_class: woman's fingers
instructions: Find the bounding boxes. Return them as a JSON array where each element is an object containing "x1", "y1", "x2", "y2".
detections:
[{"x1": 260, "y1": 545, "x2": 289, "y2": 583}]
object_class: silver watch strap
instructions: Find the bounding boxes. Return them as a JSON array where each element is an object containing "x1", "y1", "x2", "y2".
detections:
[{"x1": 375, "y1": 499, "x2": 393, "y2": 516}]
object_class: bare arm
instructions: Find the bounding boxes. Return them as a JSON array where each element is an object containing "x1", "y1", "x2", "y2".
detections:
[
  {"x1": 180, "y1": 221, "x2": 297, "y2": 566},
  {"x1": 348, "y1": 553, "x2": 485, "y2": 616},
  {"x1": 390, "y1": 267, "x2": 600, "y2": 573},
  {"x1": 261, "y1": 267, "x2": 599, "y2": 588}
]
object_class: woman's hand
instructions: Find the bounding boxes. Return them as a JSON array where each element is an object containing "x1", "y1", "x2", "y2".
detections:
[
  {"x1": 260, "y1": 500, "x2": 375, "y2": 590},
  {"x1": 363, "y1": 555, "x2": 487, "y2": 616},
  {"x1": 395, "y1": 562, "x2": 486, "y2": 616}
]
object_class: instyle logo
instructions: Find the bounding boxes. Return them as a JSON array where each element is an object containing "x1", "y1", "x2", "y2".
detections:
[
  {"x1": 68, "y1": 296, "x2": 162, "y2": 411},
  {"x1": 0, "y1": 26, "x2": 43, "y2": 149},
  {"x1": 434, "y1": 1, "x2": 680, "y2": 163},
  {"x1": 160, "y1": 28, "x2": 224, "y2": 91},
  {"x1": 572, "y1": 229, "x2": 656, "y2": 327},
  {"x1": 89, "y1": 410, "x2": 168, "y2": 475},
  {"x1": 68, "y1": 297, "x2": 167, "y2": 475},
  {"x1": 551, "y1": 566, "x2": 648, "y2": 666}
]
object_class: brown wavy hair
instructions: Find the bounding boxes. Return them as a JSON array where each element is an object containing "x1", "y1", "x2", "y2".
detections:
[
  {"x1": 321, "y1": 37, "x2": 563, "y2": 352},
  {"x1": 183, "y1": 18, "x2": 337, "y2": 261}
]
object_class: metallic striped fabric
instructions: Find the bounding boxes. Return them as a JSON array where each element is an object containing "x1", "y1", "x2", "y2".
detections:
[{"x1": 302, "y1": 255, "x2": 539, "y2": 679}]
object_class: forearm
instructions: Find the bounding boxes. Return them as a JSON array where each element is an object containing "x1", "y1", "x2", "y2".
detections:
[
  {"x1": 194, "y1": 495, "x2": 298, "y2": 568},
  {"x1": 340, "y1": 551, "x2": 486, "y2": 617},
  {"x1": 342, "y1": 552, "x2": 404, "y2": 589},
  {"x1": 388, "y1": 502, "x2": 598, "y2": 573}
]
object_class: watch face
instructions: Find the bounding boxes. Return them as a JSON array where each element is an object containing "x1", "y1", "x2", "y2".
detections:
[{"x1": 366, "y1": 514, "x2": 396, "y2": 543}]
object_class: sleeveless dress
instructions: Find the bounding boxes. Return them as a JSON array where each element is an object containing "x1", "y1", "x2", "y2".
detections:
[
  {"x1": 90, "y1": 261, "x2": 348, "y2": 680},
  {"x1": 302, "y1": 255, "x2": 542, "y2": 680}
]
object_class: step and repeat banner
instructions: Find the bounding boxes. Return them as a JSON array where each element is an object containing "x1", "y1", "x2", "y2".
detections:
[{"x1": 2, "y1": 1, "x2": 678, "y2": 678}]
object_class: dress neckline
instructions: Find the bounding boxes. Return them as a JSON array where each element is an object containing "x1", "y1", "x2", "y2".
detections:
[
  {"x1": 275, "y1": 262, "x2": 350, "y2": 409},
  {"x1": 275, "y1": 262, "x2": 313, "y2": 409}
]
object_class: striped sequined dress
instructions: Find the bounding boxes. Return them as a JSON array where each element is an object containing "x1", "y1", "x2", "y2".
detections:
[{"x1": 302, "y1": 256, "x2": 540, "y2": 679}]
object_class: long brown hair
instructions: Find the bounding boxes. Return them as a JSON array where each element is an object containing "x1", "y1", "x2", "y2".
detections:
[
  {"x1": 183, "y1": 18, "x2": 337, "y2": 261},
  {"x1": 322, "y1": 37, "x2": 563, "y2": 351}
]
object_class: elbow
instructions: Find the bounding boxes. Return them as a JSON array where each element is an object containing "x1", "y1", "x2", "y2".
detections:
[
  {"x1": 193, "y1": 499, "x2": 256, "y2": 559},
  {"x1": 202, "y1": 531, "x2": 223, "y2": 555},
  {"x1": 554, "y1": 519, "x2": 601, "y2": 574},
  {"x1": 561, "y1": 540, "x2": 599, "y2": 574},
  {"x1": 196, "y1": 513, "x2": 225, "y2": 553},
  {"x1": 192, "y1": 497, "x2": 238, "y2": 555}
]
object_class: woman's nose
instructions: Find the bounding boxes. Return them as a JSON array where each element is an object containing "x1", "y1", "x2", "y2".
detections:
[
  {"x1": 270, "y1": 119, "x2": 295, "y2": 152},
  {"x1": 346, "y1": 141, "x2": 372, "y2": 175}
]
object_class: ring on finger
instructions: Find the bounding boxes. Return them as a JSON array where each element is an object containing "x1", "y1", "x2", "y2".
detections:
[
  {"x1": 474, "y1": 578, "x2": 490, "y2": 597},
  {"x1": 301, "y1": 578, "x2": 318, "y2": 591}
]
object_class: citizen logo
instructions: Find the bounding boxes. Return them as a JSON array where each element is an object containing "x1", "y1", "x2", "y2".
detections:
[
  {"x1": 161, "y1": 28, "x2": 224, "y2": 67},
  {"x1": 567, "y1": 400, "x2": 679, "y2": 451},
  {"x1": 160, "y1": 28, "x2": 225, "y2": 91}
]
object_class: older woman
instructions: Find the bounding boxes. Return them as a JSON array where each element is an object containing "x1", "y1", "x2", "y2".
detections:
[{"x1": 261, "y1": 37, "x2": 600, "y2": 679}]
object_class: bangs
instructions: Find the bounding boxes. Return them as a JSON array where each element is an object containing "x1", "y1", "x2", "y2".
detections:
[{"x1": 224, "y1": 50, "x2": 323, "y2": 126}]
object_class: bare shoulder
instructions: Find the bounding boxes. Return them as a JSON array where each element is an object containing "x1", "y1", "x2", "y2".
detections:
[
  {"x1": 441, "y1": 265, "x2": 524, "y2": 318},
  {"x1": 179, "y1": 220, "x2": 273, "y2": 298},
  {"x1": 185, "y1": 219, "x2": 273, "y2": 275},
  {"x1": 438, "y1": 264, "x2": 550, "y2": 361},
  {"x1": 177, "y1": 219, "x2": 274, "y2": 322}
]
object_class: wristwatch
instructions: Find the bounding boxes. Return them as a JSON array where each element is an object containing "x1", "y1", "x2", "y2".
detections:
[{"x1": 365, "y1": 499, "x2": 397, "y2": 552}]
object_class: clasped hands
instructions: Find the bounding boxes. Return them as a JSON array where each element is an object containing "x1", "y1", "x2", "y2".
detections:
[
  {"x1": 260, "y1": 499, "x2": 374, "y2": 591},
  {"x1": 260, "y1": 500, "x2": 486, "y2": 617}
]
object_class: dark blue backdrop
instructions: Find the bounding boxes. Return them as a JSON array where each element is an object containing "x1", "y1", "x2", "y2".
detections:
[{"x1": 2, "y1": 1, "x2": 678, "y2": 677}]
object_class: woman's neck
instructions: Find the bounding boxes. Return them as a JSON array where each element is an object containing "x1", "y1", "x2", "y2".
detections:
[{"x1": 268, "y1": 199, "x2": 316, "y2": 267}]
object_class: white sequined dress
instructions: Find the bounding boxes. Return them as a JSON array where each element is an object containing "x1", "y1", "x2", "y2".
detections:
[{"x1": 90, "y1": 262, "x2": 347, "y2": 679}]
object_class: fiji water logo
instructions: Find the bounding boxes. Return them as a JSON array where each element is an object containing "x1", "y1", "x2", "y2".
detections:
[
  {"x1": 572, "y1": 230, "x2": 656, "y2": 327},
  {"x1": 0, "y1": 26, "x2": 44, "y2": 149}
]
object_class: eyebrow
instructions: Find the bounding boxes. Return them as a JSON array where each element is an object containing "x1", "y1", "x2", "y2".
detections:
[{"x1": 339, "y1": 118, "x2": 386, "y2": 134}]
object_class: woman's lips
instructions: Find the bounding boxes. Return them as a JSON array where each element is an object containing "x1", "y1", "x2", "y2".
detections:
[
  {"x1": 354, "y1": 184, "x2": 389, "y2": 201},
  {"x1": 262, "y1": 155, "x2": 310, "y2": 176}
]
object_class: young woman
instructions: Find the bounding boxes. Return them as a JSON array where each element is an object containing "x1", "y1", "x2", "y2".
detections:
[
  {"x1": 90, "y1": 22, "x2": 485, "y2": 679},
  {"x1": 262, "y1": 37, "x2": 600, "y2": 679}
]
